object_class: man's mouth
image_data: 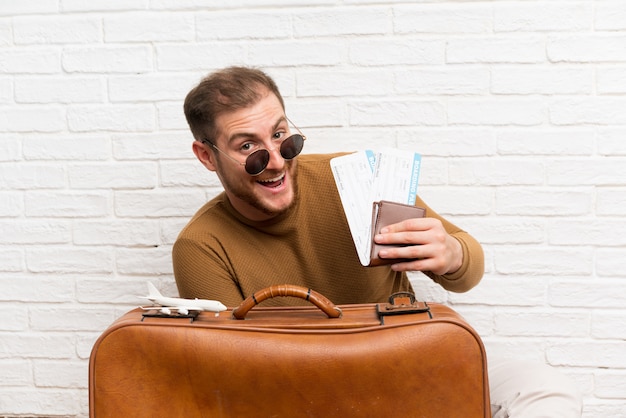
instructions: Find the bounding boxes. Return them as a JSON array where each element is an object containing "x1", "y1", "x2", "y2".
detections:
[{"x1": 257, "y1": 173, "x2": 285, "y2": 188}]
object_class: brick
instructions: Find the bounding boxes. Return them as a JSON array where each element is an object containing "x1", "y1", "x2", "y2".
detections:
[
  {"x1": 116, "y1": 246, "x2": 174, "y2": 275},
  {"x1": 492, "y1": 66, "x2": 592, "y2": 94},
  {"x1": 598, "y1": 128, "x2": 626, "y2": 155},
  {"x1": 0, "y1": 248, "x2": 23, "y2": 272},
  {"x1": 62, "y1": 0, "x2": 147, "y2": 12},
  {"x1": 76, "y1": 333, "x2": 102, "y2": 360},
  {"x1": 0, "y1": 360, "x2": 32, "y2": 386},
  {"x1": 114, "y1": 189, "x2": 208, "y2": 217},
  {"x1": 597, "y1": 66, "x2": 626, "y2": 94},
  {"x1": 583, "y1": 400, "x2": 626, "y2": 416},
  {"x1": 595, "y1": 0, "x2": 626, "y2": 31},
  {"x1": 0, "y1": 388, "x2": 82, "y2": 416},
  {"x1": 73, "y1": 220, "x2": 160, "y2": 246},
  {"x1": 448, "y1": 276, "x2": 547, "y2": 307},
  {"x1": 160, "y1": 160, "x2": 223, "y2": 187},
  {"x1": 161, "y1": 218, "x2": 189, "y2": 245},
  {"x1": 297, "y1": 70, "x2": 394, "y2": 97},
  {"x1": 549, "y1": 280, "x2": 626, "y2": 308},
  {"x1": 594, "y1": 371, "x2": 626, "y2": 399},
  {"x1": 23, "y1": 135, "x2": 111, "y2": 161},
  {"x1": 0, "y1": 77, "x2": 12, "y2": 103},
  {"x1": 156, "y1": 101, "x2": 188, "y2": 130},
  {"x1": 350, "y1": 38, "x2": 444, "y2": 66},
  {"x1": 547, "y1": 159, "x2": 626, "y2": 186},
  {"x1": 494, "y1": 1, "x2": 591, "y2": 32},
  {"x1": 496, "y1": 188, "x2": 592, "y2": 216},
  {"x1": 0, "y1": 106, "x2": 66, "y2": 132},
  {"x1": 0, "y1": 135, "x2": 21, "y2": 161},
  {"x1": 448, "y1": 306, "x2": 495, "y2": 337},
  {"x1": 495, "y1": 310, "x2": 589, "y2": 337},
  {"x1": 495, "y1": 247, "x2": 593, "y2": 275},
  {"x1": 68, "y1": 162, "x2": 157, "y2": 189},
  {"x1": 548, "y1": 35, "x2": 626, "y2": 63},
  {"x1": 592, "y1": 311, "x2": 626, "y2": 340},
  {"x1": 67, "y1": 104, "x2": 155, "y2": 132},
  {"x1": 395, "y1": 3, "x2": 491, "y2": 34},
  {"x1": 448, "y1": 98, "x2": 545, "y2": 126},
  {"x1": 349, "y1": 100, "x2": 445, "y2": 127},
  {"x1": 396, "y1": 67, "x2": 489, "y2": 95},
  {"x1": 483, "y1": 337, "x2": 548, "y2": 363},
  {"x1": 112, "y1": 133, "x2": 192, "y2": 160},
  {"x1": 34, "y1": 359, "x2": 88, "y2": 389},
  {"x1": 76, "y1": 278, "x2": 151, "y2": 304},
  {"x1": 0, "y1": 332, "x2": 75, "y2": 359},
  {"x1": 549, "y1": 219, "x2": 626, "y2": 246},
  {"x1": 15, "y1": 76, "x2": 105, "y2": 103},
  {"x1": 551, "y1": 98, "x2": 626, "y2": 125},
  {"x1": 548, "y1": 341, "x2": 626, "y2": 368},
  {"x1": 0, "y1": 305, "x2": 28, "y2": 331},
  {"x1": 294, "y1": 7, "x2": 390, "y2": 37},
  {"x1": 109, "y1": 74, "x2": 194, "y2": 102},
  {"x1": 418, "y1": 187, "x2": 492, "y2": 216},
  {"x1": 0, "y1": 192, "x2": 23, "y2": 216},
  {"x1": 397, "y1": 128, "x2": 496, "y2": 157},
  {"x1": 13, "y1": 15, "x2": 102, "y2": 44},
  {"x1": 25, "y1": 191, "x2": 109, "y2": 218},
  {"x1": 0, "y1": 220, "x2": 71, "y2": 244},
  {"x1": 249, "y1": 40, "x2": 344, "y2": 67},
  {"x1": 0, "y1": 1, "x2": 57, "y2": 16},
  {"x1": 104, "y1": 12, "x2": 194, "y2": 42},
  {"x1": 156, "y1": 42, "x2": 247, "y2": 71},
  {"x1": 0, "y1": 18, "x2": 10, "y2": 47},
  {"x1": 281, "y1": 99, "x2": 344, "y2": 128},
  {"x1": 0, "y1": 277, "x2": 75, "y2": 303},
  {"x1": 596, "y1": 248, "x2": 626, "y2": 277},
  {"x1": 460, "y1": 218, "x2": 545, "y2": 245},
  {"x1": 27, "y1": 247, "x2": 114, "y2": 274},
  {"x1": 63, "y1": 45, "x2": 153, "y2": 73},
  {"x1": 448, "y1": 37, "x2": 545, "y2": 64},
  {"x1": 0, "y1": 47, "x2": 61, "y2": 74},
  {"x1": 31, "y1": 307, "x2": 114, "y2": 332},
  {"x1": 497, "y1": 129, "x2": 595, "y2": 155},
  {"x1": 449, "y1": 159, "x2": 544, "y2": 186},
  {"x1": 300, "y1": 128, "x2": 394, "y2": 155},
  {"x1": 197, "y1": 10, "x2": 293, "y2": 40}
]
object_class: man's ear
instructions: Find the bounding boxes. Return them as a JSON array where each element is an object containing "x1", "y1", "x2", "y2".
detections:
[{"x1": 192, "y1": 140, "x2": 217, "y2": 172}]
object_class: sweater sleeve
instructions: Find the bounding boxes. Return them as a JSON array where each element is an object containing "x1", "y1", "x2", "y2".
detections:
[
  {"x1": 414, "y1": 196, "x2": 484, "y2": 293},
  {"x1": 172, "y1": 236, "x2": 246, "y2": 307}
]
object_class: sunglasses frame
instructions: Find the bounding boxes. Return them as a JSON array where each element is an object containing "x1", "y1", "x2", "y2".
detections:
[{"x1": 202, "y1": 117, "x2": 306, "y2": 176}]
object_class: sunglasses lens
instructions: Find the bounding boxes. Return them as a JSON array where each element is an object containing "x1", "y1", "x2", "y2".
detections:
[
  {"x1": 280, "y1": 134, "x2": 304, "y2": 160},
  {"x1": 245, "y1": 150, "x2": 270, "y2": 175}
]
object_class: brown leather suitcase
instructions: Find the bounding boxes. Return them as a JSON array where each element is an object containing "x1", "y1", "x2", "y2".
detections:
[{"x1": 89, "y1": 285, "x2": 490, "y2": 417}]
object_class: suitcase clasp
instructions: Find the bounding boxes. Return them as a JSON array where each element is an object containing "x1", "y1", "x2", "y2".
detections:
[{"x1": 377, "y1": 292, "x2": 432, "y2": 317}]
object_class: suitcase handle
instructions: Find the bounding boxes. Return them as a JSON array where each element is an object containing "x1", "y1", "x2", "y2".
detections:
[{"x1": 232, "y1": 285, "x2": 343, "y2": 320}]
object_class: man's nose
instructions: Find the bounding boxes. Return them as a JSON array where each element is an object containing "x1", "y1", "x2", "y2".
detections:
[{"x1": 264, "y1": 146, "x2": 285, "y2": 171}]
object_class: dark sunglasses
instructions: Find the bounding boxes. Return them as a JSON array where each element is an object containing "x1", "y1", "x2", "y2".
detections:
[{"x1": 203, "y1": 120, "x2": 306, "y2": 176}]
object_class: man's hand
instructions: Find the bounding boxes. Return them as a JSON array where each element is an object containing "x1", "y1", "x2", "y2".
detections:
[{"x1": 374, "y1": 217, "x2": 463, "y2": 275}]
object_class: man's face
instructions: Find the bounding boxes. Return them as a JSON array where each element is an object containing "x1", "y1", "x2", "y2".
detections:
[{"x1": 200, "y1": 90, "x2": 299, "y2": 221}]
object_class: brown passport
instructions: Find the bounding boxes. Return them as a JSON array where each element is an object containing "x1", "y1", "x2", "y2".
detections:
[{"x1": 368, "y1": 200, "x2": 426, "y2": 267}]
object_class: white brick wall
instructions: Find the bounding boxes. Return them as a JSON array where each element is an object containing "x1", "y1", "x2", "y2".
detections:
[{"x1": 0, "y1": 1, "x2": 624, "y2": 416}]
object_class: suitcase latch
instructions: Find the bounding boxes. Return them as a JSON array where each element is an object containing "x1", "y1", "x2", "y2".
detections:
[{"x1": 377, "y1": 292, "x2": 432, "y2": 317}]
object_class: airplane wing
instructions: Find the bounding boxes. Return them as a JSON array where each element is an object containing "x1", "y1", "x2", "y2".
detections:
[{"x1": 140, "y1": 306, "x2": 200, "y2": 316}]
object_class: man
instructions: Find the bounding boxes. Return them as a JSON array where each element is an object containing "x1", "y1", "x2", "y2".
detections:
[{"x1": 173, "y1": 66, "x2": 582, "y2": 417}]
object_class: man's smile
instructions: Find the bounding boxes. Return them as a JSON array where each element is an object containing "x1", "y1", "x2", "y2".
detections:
[{"x1": 257, "y1": 173, "x2": 285, "y2": 189}]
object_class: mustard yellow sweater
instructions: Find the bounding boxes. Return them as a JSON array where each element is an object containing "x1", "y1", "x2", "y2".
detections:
[{"x1": 173, "y1": 153, "x2": 484, "y2": 308}]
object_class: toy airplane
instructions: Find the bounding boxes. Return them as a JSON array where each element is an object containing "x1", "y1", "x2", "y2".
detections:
[{"x1": 139, "y1": 282, "x2": 227, "y2": 316}]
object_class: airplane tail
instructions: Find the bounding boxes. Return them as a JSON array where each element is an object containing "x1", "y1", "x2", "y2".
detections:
[{"x1": 145, "y1": 282, "x2": 163, "y2": 299}]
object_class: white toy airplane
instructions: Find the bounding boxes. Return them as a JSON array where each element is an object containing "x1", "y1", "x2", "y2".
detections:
[{"x1": 140, "y1": 282, "x2": 227, "y2": 315}]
